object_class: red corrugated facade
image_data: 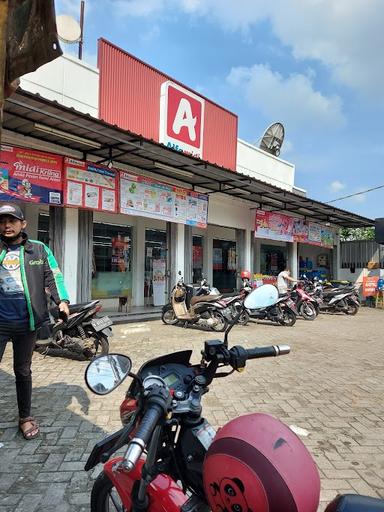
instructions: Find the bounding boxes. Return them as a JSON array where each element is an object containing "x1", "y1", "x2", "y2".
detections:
[{"x1": 98, "y1": 39, "x2": 238, "y2": 171}]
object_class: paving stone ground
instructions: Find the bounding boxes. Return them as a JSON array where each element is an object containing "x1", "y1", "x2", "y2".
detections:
[{"x1": 0, "y1": 308, "x2": 383, "y2": 511}]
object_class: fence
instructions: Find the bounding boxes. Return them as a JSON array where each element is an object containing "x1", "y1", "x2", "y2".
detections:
[{"x1": 340, "y1": 240, "x2": 384, "y2": 269}]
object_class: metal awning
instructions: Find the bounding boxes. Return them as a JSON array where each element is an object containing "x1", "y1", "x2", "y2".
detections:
[{"x1": 2, "y1": 89, "x2": 374, "y2": 228}]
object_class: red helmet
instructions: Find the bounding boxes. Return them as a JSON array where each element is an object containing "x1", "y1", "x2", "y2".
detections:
[
  {"x1": 241, "y1": 270, "x2": 251, "y2": 279},
  {"x1": 203, "y1": 413, "x2": 320, "y2": 512}
]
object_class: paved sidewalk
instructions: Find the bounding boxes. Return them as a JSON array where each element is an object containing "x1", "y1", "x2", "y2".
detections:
[{"x1": 0, "y1": 308, "x2": 383, "y2": 511}]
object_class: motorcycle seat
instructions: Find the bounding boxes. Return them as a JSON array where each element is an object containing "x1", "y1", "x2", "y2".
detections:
[
  {"x1": 325, "y1": 494, "x2": 384, "y2": 511},
  {"x1": 50, "y1": 300, "x2": 99, "y2": 318},
  {"x1": 190, "y1": 294, "x2": 221, "y2": 306}
]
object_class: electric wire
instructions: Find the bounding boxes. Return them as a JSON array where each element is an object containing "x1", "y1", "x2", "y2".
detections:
[{"x1": 326, "y1": 184, "x2": 384, "y2": 203}]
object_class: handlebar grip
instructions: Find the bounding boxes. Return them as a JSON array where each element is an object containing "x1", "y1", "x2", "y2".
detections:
[
  {"x1": 246, "y1": 345, "x2": 290, "y2": 359},
  {"x1": 123, "y1": 404, "x2": 163, "y2": 471}
]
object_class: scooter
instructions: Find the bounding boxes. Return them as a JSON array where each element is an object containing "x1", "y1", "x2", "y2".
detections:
[
  {"x1": 310, "y1": 280, "x2": 360, "y2": 315},
  {"x1": 84, "y1": 285, "x2": 384, "y2": 512},
  {"x1": 35, "y1": 300, "x2": 111, "y2": 360},
  {"x1": 161, "y1": 274, "x2": 228, "y2": 331},
  {"x1": 290, "y1": 281, "x2": 318, "y2": 320}
]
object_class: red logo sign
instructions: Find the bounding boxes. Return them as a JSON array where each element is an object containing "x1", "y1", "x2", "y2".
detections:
[{"x1": 160, "y1": 81, "x2": 204, "y2": 158}]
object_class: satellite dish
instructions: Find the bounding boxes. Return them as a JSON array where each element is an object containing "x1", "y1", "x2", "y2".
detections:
[
  {"x1": 56, "y1": 14, "x2": 81, "y2": 43},
  {"x1": 259, "y1": 122, "x2": 285, "y2": 157}
]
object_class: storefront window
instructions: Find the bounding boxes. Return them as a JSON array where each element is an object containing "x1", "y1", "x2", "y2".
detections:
[
  {"x1": 192, "y1": 235, "x2": 204, "y2": 283},
  {"x1": 92, "y1": 222, "x2": 132, "y2": 301},
  {"x1": 145, "y1": 229, "x2": 167, "y2": 306},
  {"x1": 260, "y1": 244, "x2": 287, "y2": 276},
  {"x1": 212, "y1": 239, "x2": 237, "y2": 293},
  {"x1": 37, "y1": 212, "x2": 50, "y2": 245}
]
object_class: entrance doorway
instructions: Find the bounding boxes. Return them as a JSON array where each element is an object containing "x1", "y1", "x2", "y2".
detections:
[
  {"x1": 192, "y1": 235, "x2": 204, "y2": 284},
  {"x1": 212, "y1": 239, "x2": 237, "y2": 293},
  {"x1": 145, "y1": 229, "x2": 167, "y2": 306}
]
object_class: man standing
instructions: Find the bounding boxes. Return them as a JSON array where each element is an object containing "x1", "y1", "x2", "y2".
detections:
[
  {"x1": 0, "y1": 203, "x2": 69, "y2": 439},
  {"x1": 277, "y1": 266, "x2": 297, "y2": 295}
]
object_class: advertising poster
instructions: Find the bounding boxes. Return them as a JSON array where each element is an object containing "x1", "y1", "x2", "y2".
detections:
[
  {"x1": 308, "y1": 222, "x2": 322, "y2": 245},
  {"x1": 293, "y1": 219, "x2": 309, "y2": 243},
  {"x1": 152, "y1": 259, "x2": 167, "y2": 306},
  {"x1": 255, "y1": 210, "x2": 294, "y2": 242},
  {"x1": 120, "y1": 171, "x2": 208, "y2": 228},
  {"x1": 64, "y1": 157, "x2": 117, "y2": 212},
  {"x1": 320, "y1": 227, "x2": 334, "y2": 248},
  {"x1": 0, "y1": 145, "x2": 63, "y2": 204},
  {"x1": 362, "y1": 276, "x2": 379, "y2": 297},
  {"x1": 213, "y1": 248, "x2": 223, "y2": 270}
]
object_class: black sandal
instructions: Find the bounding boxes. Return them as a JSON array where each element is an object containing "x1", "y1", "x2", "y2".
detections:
[{"x1": 19, "y1": 416, "x2": 40, "y2": 440}]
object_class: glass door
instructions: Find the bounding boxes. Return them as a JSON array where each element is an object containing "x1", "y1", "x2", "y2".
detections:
[{"x1": 145, "y1": 229, "x2": 167, "y2": 306}]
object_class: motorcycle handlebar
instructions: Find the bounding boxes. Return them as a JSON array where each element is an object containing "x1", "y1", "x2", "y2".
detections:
[
  {"x1": 123, "y1": 404, "x2": 163, "y2": 471},
  {"x1": 245, "y1": 344, "x2": 290, "y2": 359}
]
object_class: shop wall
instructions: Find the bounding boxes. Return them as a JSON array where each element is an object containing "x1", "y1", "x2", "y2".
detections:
[
  {"x1": 20, "y1": 55, "x2": 99, "y2": 117},
  {"x1": 208, "y1": 194, "x2": 254, "y2": 230},
  {"x1": 237, "y1": 139, "x2": 295, "y2": 191}
]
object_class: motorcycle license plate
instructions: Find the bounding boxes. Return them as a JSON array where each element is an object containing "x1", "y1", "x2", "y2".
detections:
[{"x1": 91, "y1": 316, "x2": 113, "y2": 332}]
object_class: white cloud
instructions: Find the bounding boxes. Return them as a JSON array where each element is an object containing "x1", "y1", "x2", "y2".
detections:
[
  {"x1": 227, "y1": 64, "x2": 345, "y2": 129},
  {"x1": 330, "y1": 180, "x2": 345, "y2": 193},
  {"x1": 109, "y1": 1, "x2": 384, "y2": 100}
]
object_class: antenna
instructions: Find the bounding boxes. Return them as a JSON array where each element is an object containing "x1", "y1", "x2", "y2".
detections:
[
  {"x1": 56, "y1": 14, "x2": 82, "y2": 43},
  {"x1": 258, "y1": 122, "x2": 285, "y2": 157}
]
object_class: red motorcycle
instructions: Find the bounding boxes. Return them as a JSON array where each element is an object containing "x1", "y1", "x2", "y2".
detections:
[{"x1": 84, "y1": 285, "x2": 384, "y2": 512}]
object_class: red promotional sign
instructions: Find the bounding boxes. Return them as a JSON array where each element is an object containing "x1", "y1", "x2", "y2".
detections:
[
  {"x1": 362, "y1": 276, "x2": 379, "y2": 297},
  {"x1": 0, "y1": 145, "x2": 63, "y2": 204},
  {"x1": 160, "y1": 81, "x2": 205, "y2": 158},
  {"x1": 63, "y1": 158, "x2": 118, "y2": 213}
]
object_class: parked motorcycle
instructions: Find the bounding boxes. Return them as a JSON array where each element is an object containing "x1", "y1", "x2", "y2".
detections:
[
  {"x1": 307, "y1": 279, "x2": 360, "y2": 315},
  {"x1": 35, "y1": 300, "x2": 111, "y2": 360},
  {"x1": 84, "y1": 285, "x2": 384, "y2": 512},
  {"x1": 290, "y1": 281, "x2": 318, "y2": 320},
  {"x1": 161, "y1": 274, "x2": 228, "y2": 331}
]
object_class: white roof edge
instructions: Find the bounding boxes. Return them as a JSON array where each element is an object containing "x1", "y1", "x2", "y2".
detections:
[{"x1": 237, "y1": 137, "x2": 295, "y2": 168}]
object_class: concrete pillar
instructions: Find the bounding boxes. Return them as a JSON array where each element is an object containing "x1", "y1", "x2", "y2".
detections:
[
  {"x1": 244, "y1": 229, "x2": 252, "y2": 273},
  {"x1": 175, "y1": 223, "x2": 185, "y2": 277},
  {"x1": 24, "y1": 204, "x2": 39, "y2": 239},
  {"x1": 206, "y1": 229, "x2": 213, "y2": 285},
  {"x1": 62, "y1": 208, "x2": 78, "y2": 303},
  {"x1": 289, "y1": 242, "x2": 298, "y2": 279},
  {"x1": 254, "y1": 238, "x2": 261, "y2": 273},
  {"x1": 333, "y1": 232, "x2": 341, "y2": 280},
  {"x1": 133, "y1": 218, "x2": 146, "y2": 306}
]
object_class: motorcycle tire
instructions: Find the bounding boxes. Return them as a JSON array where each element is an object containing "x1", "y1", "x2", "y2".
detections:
[
  {"x1": 280, "y1": 308, "x2": 296, "y2": 327},
  {"x1": 237, "y1": 309, "x2": 250, "y2": 326},
  {"x1": 211, "y1": 311, "x2": 228, "y2": 332},
  {"x1": 161, "y1": 305, "x2": 178, "y2": 325},
  {"x1": 345, "y1": 301, "x2": 359, "y2": 316},
  {"x1": 91, "y1": 470, "x2": 124, "y2": 512},
  {"x1": 85, "y1": 332, "x2": 109, "y2": 359},
  {"x1": 299, "y1": 302, "x2": 317, "y2": 321}
]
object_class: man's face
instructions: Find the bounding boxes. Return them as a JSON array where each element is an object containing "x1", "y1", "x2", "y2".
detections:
[{"x1": 0, "y1": 215, "x2": 27, "y2": 239}]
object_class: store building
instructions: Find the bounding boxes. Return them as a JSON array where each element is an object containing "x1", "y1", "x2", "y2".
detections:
[{"x1": 1, "y1": 40, "x2": 373, "y2": 313}]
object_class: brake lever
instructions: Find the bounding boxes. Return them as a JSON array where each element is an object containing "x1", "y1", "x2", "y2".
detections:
[{"x1": 101, "y1": 412, "x2": 138, "y2": 463}]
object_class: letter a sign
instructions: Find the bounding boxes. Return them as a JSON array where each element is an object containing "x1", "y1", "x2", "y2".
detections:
[{"x1": 159, "y1": 81, "x2": 204, "y2": 158}]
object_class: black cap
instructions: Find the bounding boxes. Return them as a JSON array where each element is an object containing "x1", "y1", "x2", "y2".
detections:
[{"x1": 0, "y1": 203, "x2": 25, "y2": 220}]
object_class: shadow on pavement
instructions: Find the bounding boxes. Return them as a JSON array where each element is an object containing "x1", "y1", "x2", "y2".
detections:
[{"x1": 0, "y1": 366, "x2": 115, "y2": 512}]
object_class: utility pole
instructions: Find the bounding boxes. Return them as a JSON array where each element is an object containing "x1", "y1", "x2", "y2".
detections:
[
  {"x1": 78, "y1": 0, "x2": 84, "y2": 60},
  {"x1": 0, "y1": 0, "x2": 9, "y2": 145}
]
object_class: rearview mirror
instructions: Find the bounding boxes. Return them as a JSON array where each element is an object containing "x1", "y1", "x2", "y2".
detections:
[
  {"x1": 244, "y1": 284, "x2": 278, "y2": 310},
  {"x1": 85, "y1": 353, "x2": 132, "y2": 395}
]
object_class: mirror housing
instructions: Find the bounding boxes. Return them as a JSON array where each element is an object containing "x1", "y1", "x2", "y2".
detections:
[{"x1": 85, "y1": 353, "x2": 132, "y2": 395}]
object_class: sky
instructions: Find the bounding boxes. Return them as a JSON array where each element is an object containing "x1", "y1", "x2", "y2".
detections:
[{"x1": 55, "y1": 0, "x2": 384, "y2": 220}]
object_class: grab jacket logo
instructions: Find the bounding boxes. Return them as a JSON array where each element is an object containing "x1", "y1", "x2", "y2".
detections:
[{"x1": 159, "y1": 81, "x2": 205, "y2": 158}]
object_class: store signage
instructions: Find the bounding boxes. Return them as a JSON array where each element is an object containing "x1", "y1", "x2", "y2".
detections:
[
  {"x1": 119, "y1": 171, "x2": 209, "y2": 228},
  {"x1": 362, "y1": 276, "x2": 379, "y2": 297},
  {"x1": 63, "y1": 158, "x2": 117, "y2": 213},
  {"x1": 159, "y1": 81, "x2": 205, "y2": 158},
  {"x1": 255, "y1": 210, "x2": 295, "y2": 242},
  {"x1": 0, "y1": 145, "x2": 63, "y2": 204},
  {"x1": 255, "y1": 210, "x2": 334, "y2": 248}
]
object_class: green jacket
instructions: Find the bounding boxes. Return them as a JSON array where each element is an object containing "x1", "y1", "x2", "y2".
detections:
[{"x1": 0, "y1": 233, "x2": 69, "y2": 331}]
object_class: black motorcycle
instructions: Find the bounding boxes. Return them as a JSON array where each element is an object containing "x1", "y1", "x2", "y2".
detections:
[{"x1": 35, "y1": 300, "x2": 112, "y2": 360}]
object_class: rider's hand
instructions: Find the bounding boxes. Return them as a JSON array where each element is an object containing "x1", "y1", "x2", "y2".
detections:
[{"x1": 58, "y1": 301, "x2": 70, "y2": 320}]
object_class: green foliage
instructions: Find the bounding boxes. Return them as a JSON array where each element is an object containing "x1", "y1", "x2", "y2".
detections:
[{"x1": 340, "y1": 227, "x2": 375, "y2": 241}]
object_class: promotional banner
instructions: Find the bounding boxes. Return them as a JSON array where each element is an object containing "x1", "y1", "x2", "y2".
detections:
[
  {"x1": 119, "y1": 171, "x2": 208, "y2": 227},
  {"x1": 255, "y1": 210, "x2": 294, "y2": 242},
  {"x1": 152, "y1": 259, "x2": 167, "y2": 306},
  {"x1": 362, "y1": 276, "x2": 379, "y2": 298},
  {"x1": 64, "y1": 158, "x2": 117, "y2": 212},
  {"x1": 255, "y1": 210, "x2": 334, "y2": 248},
  {"x1": 0, "y1": 145, "x2": 63, "y2": 204}
]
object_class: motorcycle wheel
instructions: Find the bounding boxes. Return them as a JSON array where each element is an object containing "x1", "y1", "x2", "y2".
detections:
[
  {"x1": 345, "y1": 300, "x2": 359, "y2": 316},
  {"x1": 233, "y1": 305, "x2": 250, "y2": 326},
  {"x1": 211, "y1": 311, "x2": 228, "y2": 332},
  {"x1": 161, "y1": 305, "x2": 178, "y2": 325},
  {"x1": 86, "y1": 333, "x2": 109, "y2": 359},
  {"x1": 91, "y1": 471, "x2": 123, "y2": 512},
  {"x1": 280, "y1": 308, "x2": 296, "y2": 327},
  {"x1": 299, "y1": 302, "x2": 317, "y2": 321}
]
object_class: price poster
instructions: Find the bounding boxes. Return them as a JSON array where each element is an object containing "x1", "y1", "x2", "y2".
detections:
[
  {"x1": 63, "y1": 157, "x2": 117, "y2": 212},
  {"x1": 0, "y1": 145, "x2": 63, "y2": 204}
]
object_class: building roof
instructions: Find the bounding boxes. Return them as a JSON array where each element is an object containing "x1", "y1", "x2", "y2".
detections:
[{"x1": 3, "y1": 89, "x2": 374, "y2": 228}]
